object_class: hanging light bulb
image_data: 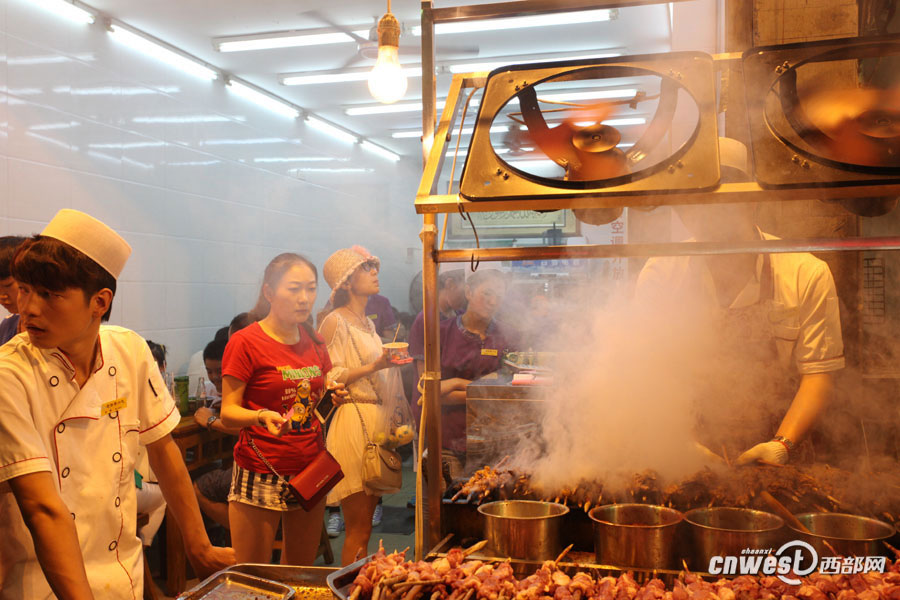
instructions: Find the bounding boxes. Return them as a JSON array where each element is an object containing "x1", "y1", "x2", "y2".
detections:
[{"x1": 368, "y1": 3, "x2": 407, "y2": 104}]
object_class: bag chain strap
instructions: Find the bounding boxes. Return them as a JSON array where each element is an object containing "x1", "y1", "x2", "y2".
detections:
[{"x1": 247, "y1": 436, "x2": 285, "y2": 479}]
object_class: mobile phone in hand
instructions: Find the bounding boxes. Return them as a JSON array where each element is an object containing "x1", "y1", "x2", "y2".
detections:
[{"x1": 314, "y1": 389, "x2": 337, "y2": 425}]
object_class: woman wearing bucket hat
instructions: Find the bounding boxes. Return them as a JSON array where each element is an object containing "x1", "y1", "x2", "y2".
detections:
[{"x1": 318, "y1": 246, "x2": 411, "y2": 565}]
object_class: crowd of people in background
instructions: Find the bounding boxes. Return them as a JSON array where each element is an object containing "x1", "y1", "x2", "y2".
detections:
[{"x1": 0, "y1": 221, "x2": 534, "y2": 598}]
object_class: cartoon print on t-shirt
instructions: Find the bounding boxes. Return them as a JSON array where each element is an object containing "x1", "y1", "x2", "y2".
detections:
[{"x1": 290, "y1": 379, "x2": 314, "y2": 432}]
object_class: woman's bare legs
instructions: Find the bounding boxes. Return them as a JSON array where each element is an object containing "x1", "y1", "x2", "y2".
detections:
[
  {"x1": 281, "y1": 500, "x2": 327, "y2": 565},
  {"x1": 340, "y1": 492, "x2": 379, "y2": 565},
  {"x1": 228, "y1": 501, "x2": 281, "y2": 563}
]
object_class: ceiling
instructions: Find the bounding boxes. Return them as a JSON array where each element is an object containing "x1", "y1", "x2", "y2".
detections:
[{"x1": 85, "y1": 0, "x2": 674, "y2": 158}]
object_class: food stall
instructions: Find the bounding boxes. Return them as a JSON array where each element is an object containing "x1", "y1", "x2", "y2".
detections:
[
  {"x1": 411, "y1": 0, "x2": 900, "y2": 587},
  {"x1": 177, "y1": 0, "x2": 900, "y2": 597}
]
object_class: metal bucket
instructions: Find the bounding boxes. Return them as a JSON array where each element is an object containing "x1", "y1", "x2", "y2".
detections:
[
  {"x1": 478, "y1": 500, "x2": 569, "y2": 561},
  {"x1": 684, "y1": 507, "x2": 784, "y2": 570},
  {"x1": 788, "y1": 513, "x2": 895, "y2": 558},
  {"x1": 589, "y1": 504, "x2": 684, "y2": 569}
]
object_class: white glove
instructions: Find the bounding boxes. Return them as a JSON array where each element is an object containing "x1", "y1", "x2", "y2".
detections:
[{"x1": 736, "y1": 440, "x2": 788, "y2": 466}]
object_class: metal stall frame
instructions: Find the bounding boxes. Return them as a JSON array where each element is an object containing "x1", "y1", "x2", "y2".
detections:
[{"x1": 415, "y1": 1, "x2": 900, "y2": 560}]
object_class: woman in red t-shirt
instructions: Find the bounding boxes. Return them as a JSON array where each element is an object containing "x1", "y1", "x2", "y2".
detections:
[{"x1": 221, "y1": 252, "x2": 341, "y2": 565}]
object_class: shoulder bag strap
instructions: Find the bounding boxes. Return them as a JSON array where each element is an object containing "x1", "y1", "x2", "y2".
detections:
[{"x1": 247, "y1": 435, "x2": 285, "y2": 479}]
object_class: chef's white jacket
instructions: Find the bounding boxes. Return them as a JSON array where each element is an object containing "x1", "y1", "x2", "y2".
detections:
[
  {"x1": 636, "y1": 231, "x2": 845, "y2": 375},
  {"x1": 0, "y1": 325, "x2": 181, "y2": 600}
]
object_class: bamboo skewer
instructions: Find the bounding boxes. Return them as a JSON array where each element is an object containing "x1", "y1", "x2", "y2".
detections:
[
  {"x1": 394, "y1": 581, "x2": 442, "y2": 589},
  {"x1": 350, "y1": 586, "x2": 363, "y2": 600},
  {"x1": 462, "y1": 539, "x2": 489, "y2": 557},
  {"x1": 553, "y1": 544, "x2": 574, "y2": 567},
  {"x1": 403, "y1": 585, "x2": 424, "y2": 600}
]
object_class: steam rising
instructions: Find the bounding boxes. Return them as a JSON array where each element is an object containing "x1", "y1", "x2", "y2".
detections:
[{"x1": 509, "y1": 282, "x2": 723, "y2": 493}]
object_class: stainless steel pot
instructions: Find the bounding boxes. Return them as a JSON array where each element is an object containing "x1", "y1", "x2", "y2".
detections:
[
  {"x1": 478, "y1": 500, "x2": 569, "y2": 561},
  {"x1": 684, "y1": 507, "x2": 784, "y2": 571},
  {"x1": 788, "y1": 513, "x2": 895, "y2": 558},
  {"x1": 589, "y1": 504, "x2": 684, "y2": 570}
]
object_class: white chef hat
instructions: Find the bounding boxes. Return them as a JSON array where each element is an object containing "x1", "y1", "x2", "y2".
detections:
[{"x1": 41, "y1": 209, "x2": 132, "y2": 279}]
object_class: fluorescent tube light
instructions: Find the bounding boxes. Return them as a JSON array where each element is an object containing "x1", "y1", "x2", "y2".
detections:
[
  {"x1": 26, "y1": 0, "x2": 95, "y2": 24},
  {"x1": 306, "y1": 116, "x2": 357, "y2": 144},
  {"x1": 216, "y1": 29, "x2": 370, "y2": 52},
  {"x1": 392, "y1": 125, "x2": 508, "y2": 139},
  {"x1": 412, "y1": 9, "x2": 611, "y2": 35},
  {"x1": 346, "y1": 100, "x2": 446, "y2": 116},
  {"x1": 361, "y1": 140, "x2": 401, "y2": 162},
  {"x1": 448, "y1": 53, "x2": 620, "y2": 74},
  {"x1": 282, "y1": 66, "x2": 421, "y2": 86},
  {"x1": 227, "y1": 79, "x2": 300, "y2": 118},
  {"x1": 294, "y1": 167, "x2": 373, "y2": 173},
  {"x1": 109, "y1": 24, "x2": 218, "y2": 80}
]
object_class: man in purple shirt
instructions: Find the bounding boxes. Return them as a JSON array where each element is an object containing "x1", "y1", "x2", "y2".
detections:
[
  {"x1": 408, "y1": 269, "x2": 509, "y2": 476},
  {"x1": 365, "y1": 293, "x2": 397, "y2": 339}
]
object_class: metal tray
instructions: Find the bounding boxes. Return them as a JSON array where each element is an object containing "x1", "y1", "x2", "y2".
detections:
[
  {"x1": 327, "y1": 554, "x2": 373, "y2": 600},
  {"x1": 178, "y1": 570, "x2": 295, "y2": 599},
  {"x1": 227, "y1": 564, "x2": 337, "y2": 600}
]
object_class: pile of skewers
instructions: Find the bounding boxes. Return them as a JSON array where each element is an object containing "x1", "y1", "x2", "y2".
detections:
[
  {"x1": 447, "y1": 461, "x2": 900, "y2": 525},
  {"x1": 348, "y1": 542, "x2": 900, "y2": 600}
]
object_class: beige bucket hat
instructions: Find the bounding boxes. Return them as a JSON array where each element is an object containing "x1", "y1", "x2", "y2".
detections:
[{"x1": 323, "y1": 245, "x2": 380, "y2": 306}]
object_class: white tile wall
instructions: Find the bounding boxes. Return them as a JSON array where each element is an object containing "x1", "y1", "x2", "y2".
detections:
[{"x1": 0, "y1": 0, "x2": 424, "y2": 373}]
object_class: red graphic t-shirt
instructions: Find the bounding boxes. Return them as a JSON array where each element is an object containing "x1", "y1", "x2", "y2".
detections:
[{"x1": 223, "y1": 322, "x2": 333, "y2": 475}]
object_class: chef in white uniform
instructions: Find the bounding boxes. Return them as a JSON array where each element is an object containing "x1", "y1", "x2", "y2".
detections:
[{"x1": 0, "y1": 209, "x2": 233, "y2": 599}]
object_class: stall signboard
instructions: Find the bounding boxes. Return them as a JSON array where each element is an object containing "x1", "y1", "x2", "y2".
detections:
[{"x1": 447, "y1": 209, "x2": 578, "y2": 240}]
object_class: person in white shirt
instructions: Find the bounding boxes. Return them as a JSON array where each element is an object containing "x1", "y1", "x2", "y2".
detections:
[
  {"x1": 0, "y1": 209, "x2": 233, "y2": 600},
  {"x1": 636, "y1": 202, "x2": 844, "y2": 466}
]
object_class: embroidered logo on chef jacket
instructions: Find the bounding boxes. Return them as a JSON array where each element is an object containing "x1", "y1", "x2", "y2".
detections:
[{"x1": 481, "y1": 348, "x2": 498, "y2": 357}]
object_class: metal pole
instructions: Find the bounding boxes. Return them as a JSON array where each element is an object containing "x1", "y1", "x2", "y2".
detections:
[{"x1": 417, "y1": 0, "x2": 442, "y2": 562}]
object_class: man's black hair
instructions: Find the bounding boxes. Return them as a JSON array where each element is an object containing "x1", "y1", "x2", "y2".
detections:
[
  {"x1": 0, "y1": 236, "x2": 27, "y2": 280},
  {"x1": 146, "y1": 340, "x2": 167, "y2": 371},
  {"x1": 203, "y1": 338, "x2": 227, "y2": 362},
  {"x1": 229, "y1": 311, "x2": 255, "y2": 335},
  {"x1": 213, "y1": 326, "x2": 229, "y2": 343},
  {"x1": 12, "y1": 236, "x2": 117, "y2": 321}
]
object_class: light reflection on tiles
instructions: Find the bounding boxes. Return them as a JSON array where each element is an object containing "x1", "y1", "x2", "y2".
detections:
[
  {"x1": 199, "y1": 137, "x2": 286, "y2": 146},
  {"x1": 291, "y1": 167, "x2": 373, "y2": 173},
  {"x1": 25, "y1": 131, "x2": 73, "y2": 149},
  {"x1": 8, "y1": 88, "x2": 44, "y2": 96},
  {"x1": 30, "y1": 122, "x2": 81, "y2": 131},
  {"x1": 254, "y1": 156, "x2": 346, "y2": 163},
  {"x1": 167, "y1": 160, "x2": 221, "y2": 166},
  {"x1": 51, "y1": 85, "x2": 181, "y2": 96},
  {"x1": 7, "y1": 53, "x2": 95, "y2": 65},
  {"x1": 133, "y1": 115, "x2": 246, "y2": 124},
  {"x1": 122, "y1": 157, "x2": 154, "y2": 169},
  {"x1": 89, "y1": 141, "x2": 166, "y2": 149}
]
